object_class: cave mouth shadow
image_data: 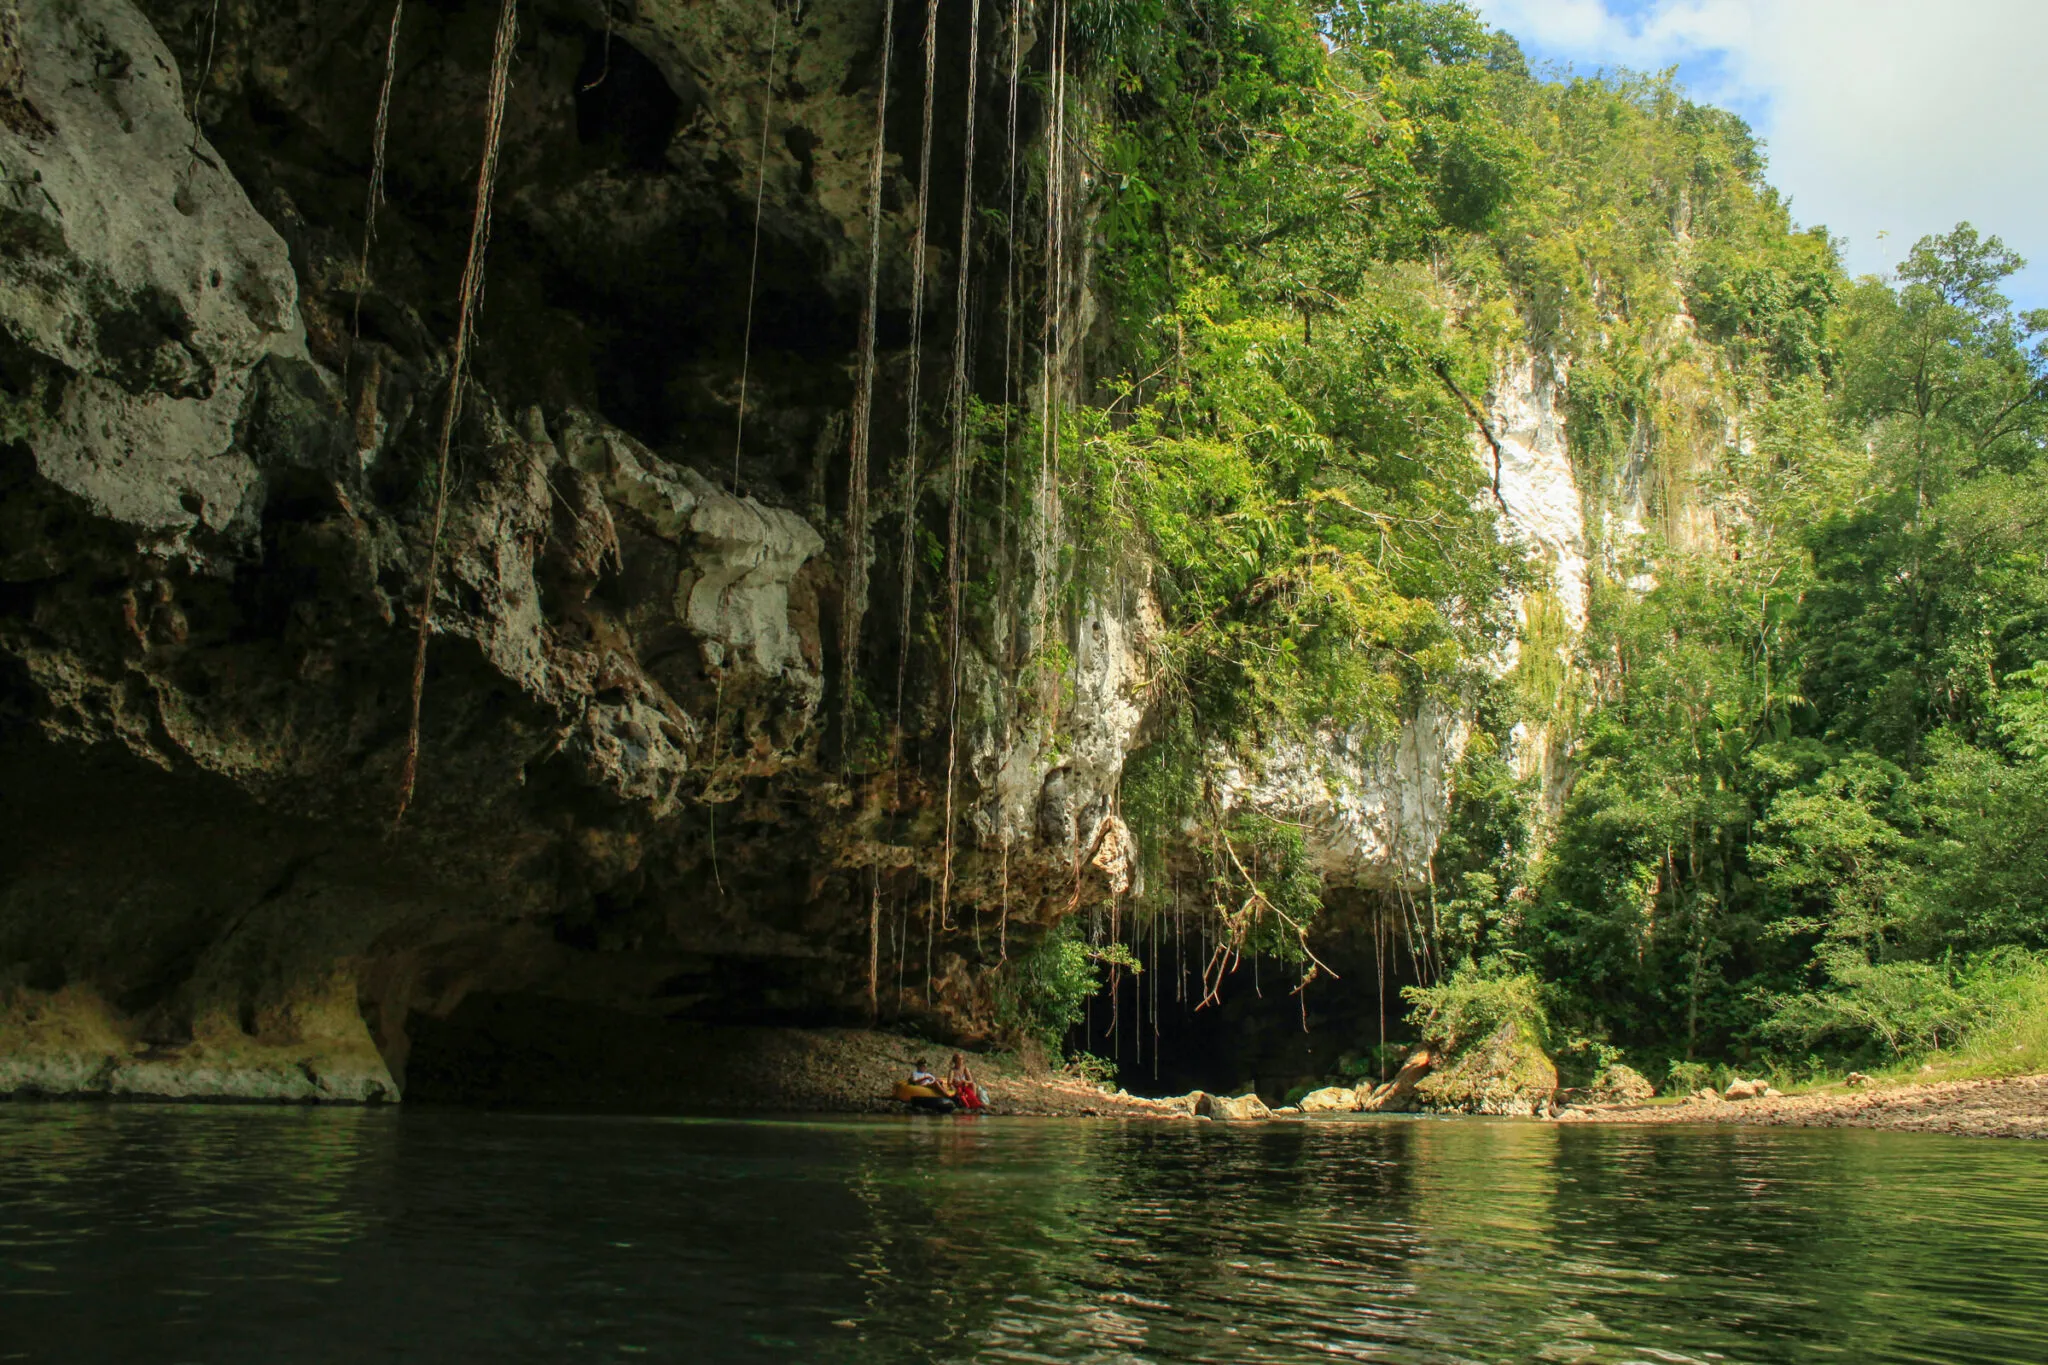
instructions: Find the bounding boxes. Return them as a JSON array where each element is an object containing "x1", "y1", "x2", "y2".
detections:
[{"x1": 1064, "y1": 918, "x2": 1422, "y2": 1105}]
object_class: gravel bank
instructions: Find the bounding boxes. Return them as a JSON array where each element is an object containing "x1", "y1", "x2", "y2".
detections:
[{"x1": 1556, "y1": 1073, "x2": 2048, "y2": 1139}]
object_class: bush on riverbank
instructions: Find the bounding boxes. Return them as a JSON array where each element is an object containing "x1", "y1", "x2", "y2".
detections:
[
  {"x1": 1402, "y1": 963, "x2": 1550, "y2": 1054},
  {"x1": 1400, "y1": 964, "x2": 1561, "y2": 1113},
  {"x1": 992, "y1": 922, "x2": 1099, "y2": 1057},
  {"x1": 1763, "y1": 947, "x2": 2048, "y2": 1064}
]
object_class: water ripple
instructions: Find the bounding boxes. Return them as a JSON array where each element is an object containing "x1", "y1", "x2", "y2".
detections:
[{"x1": 0, "y1": 1107, "x2": 2043, "y2": 1362}]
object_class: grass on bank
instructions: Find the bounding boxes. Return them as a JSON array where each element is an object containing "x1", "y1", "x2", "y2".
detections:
[{"x1": 1755, "y1": 947, "x2": 2048, "y2": 1092}]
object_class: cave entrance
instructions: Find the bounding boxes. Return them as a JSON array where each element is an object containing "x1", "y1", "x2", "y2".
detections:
[{"x1": 1061, "y1": 904, "x2": 1426, "y2": 1106}]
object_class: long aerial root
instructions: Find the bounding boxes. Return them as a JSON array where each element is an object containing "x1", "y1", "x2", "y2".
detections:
[
  {"x1": 840, "y1": 0, "x2": 896, "y2": 764},
  {"x1": 351, "y1": 0, "x2": 404, "y2": 349},
  {"x1": 394, "y1": 0, "x2": 518, "y2": 827},
  {"x1": 731, "y1": 0, "x2": 783, "y2": 495},
  {"x1": 938, "y1": 0, "x2": 984, "y2": 932}
]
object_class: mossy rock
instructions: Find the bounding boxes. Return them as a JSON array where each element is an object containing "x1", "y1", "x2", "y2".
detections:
[{"x1": 1412, "y1": 1022, "x2": 1558, "y2": 1116}]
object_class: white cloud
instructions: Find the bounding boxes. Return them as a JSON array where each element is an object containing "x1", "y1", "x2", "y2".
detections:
[{"x1": 1468, "y1": 0, "x2": 2048, "y2": 306}]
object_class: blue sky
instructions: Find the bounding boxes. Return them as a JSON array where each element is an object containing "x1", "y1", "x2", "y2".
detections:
[{"x1": 1466, "y1": 0, "x2": 2048, "y2": 314}]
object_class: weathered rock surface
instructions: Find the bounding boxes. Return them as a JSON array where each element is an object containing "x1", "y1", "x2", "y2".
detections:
[
  {"x1": 1297, "y1": 1084, "x2": 1361, "y2": 1114},
  {"x1": 0, "y1": 984, "x2": 395, "y2": 1101},
  {"x1": 1590, "y1": 1062, "x2": 1657, "y2": 1102},
  {"x1": 0, "y1": 0, "x2": 305, "y2": 554},
  {"x1": 1221, "y1": 699, "x2": 1468, "y2": 891},
  {"x1": 1196, "y1": 1090, "x2": 1274, "y2": 1122},
  {"x1": 1559, "y1": 1072, "x2": 2048, "y2": 1140},
  {"x1": 1487, "y1": 350, "x2": 1586, "y2": 632}
]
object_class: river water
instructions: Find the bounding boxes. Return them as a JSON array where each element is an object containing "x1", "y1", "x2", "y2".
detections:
[{"x1": 2, "y1": 1106, "x2": 2043, "y2": 1363}]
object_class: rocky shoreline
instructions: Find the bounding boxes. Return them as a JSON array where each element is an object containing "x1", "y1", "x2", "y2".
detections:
[{"x1": 8, "y1": 1010, "x2": 2044, "y2": 1140}]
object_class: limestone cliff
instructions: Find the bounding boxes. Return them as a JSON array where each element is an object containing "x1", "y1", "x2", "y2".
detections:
[
  {"x1": 0, "y1": 0, "x2": 1609, "y2": 1102},
  {"x1": 0, "y1": 0, "x2": 1165, "y2": 1099}
]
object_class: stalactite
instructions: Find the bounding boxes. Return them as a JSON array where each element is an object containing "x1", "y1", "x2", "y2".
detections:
[
  {"x1": 891, "y1": 0, "x2": 942, "y2": 742},
  {"x1": 394, "y1": 0, "x2": 518, "y2": 827},
  {"x1": 731, "y1": 0, "x2": 784, "y2": 496},
  {"x1": 938, "y1": 0, "x2": 984, "y2": 932},
  {"x1": 351, "y1": 0, "x2": 404, "y2": 349},
  {"x1": 840, "y1": 0, "x2": 896, "y2": 764}
]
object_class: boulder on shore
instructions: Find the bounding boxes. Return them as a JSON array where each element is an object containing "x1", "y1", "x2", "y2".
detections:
[
  {"x1": 1588, "y1": 1063, "x2": 1656, "y2": 1103},
  {"x1": 1297, "y1": 1085, "x2": 1360, "y2": 1114},
  {"x1": 1196, "y1": 1091, "x2": 1273, "y2": 1122},
  {"x1": 1411, "y1": 1024, "x2": 1558, "y2": 1116},
  {"x1": 1722, "y1": 1078, "x2": 1783, "y2": 1101}
]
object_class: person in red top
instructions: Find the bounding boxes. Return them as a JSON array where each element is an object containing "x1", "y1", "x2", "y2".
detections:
[{"x1": 948, "y1": 1053, "x2": 985, "y2": 1111}]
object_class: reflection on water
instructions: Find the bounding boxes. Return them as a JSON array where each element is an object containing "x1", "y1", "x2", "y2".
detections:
[{"x1": 2, "y1": 1105, "x2": 2043, "y2": 1363}]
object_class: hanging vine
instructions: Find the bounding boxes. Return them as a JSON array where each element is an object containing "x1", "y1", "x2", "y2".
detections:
[
  {"x1": 350, "y1": 0, "x2": 405, "y2": 350},
  {"x1": 938, "y1": 0, "x2": 984, "y2": 932},
  {"x1": 890, "y1": 0, "x2": 942, "y2": 743},
  {"x1": 992, "y1": 0, "x2": 1025, "y2": 957},
  {"x1": 840, "y1": 0, "x2": 896, "y2": 765},
  {"x1": 1034, "y1": 0, "x2": 1068, "y2": 651},
  {"x1": 730, "y1": 0, "x2": 784, "y2": 496},
  {"x1": 393, "y1": 0, "x2": 519, "y2": 827}
]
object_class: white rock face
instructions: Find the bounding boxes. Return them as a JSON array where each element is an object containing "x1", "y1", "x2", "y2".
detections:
[
  {"x1": 1481, "y1": 348, "x2": 1590, "y2": 811},
  {"x1": 0, "y1": 0, "x2": 305, "y2": 543},
  {"x1": 973, "y1": 585, "x2": 1159, "y2": 862},
  {"x1": 1488, "y1": 350, "x2": 1589, "y2": 635},
  {"x1": 1221, "y1": 698, "x2": 1469, "y2": 890},
  {"x1": 548, "y1": 410, "x2": 825, "y2": 804},
  {"x1": 1223, "y1": 350, "x2": 1592, "y2": 889},
  {"x1": 556, "y1": 411, "x2": 825, "y2": 690}
]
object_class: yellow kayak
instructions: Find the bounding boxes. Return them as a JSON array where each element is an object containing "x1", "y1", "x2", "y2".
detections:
[{"x1": 892, "y1": 1080, "x2": 958, "y2": 1112}]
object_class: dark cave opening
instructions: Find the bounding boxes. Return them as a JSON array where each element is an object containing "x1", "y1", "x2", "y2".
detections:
[
  {"x1": 1065, "y1": 910, "x2": 1426, "y2": 1105},
  {"x1": 574, "y1": 30, "x2": 687, "y2": 173}
]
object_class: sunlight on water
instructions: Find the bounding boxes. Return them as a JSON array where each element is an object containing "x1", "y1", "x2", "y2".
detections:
[{"x1": 1, "y1": 1106, "x2": 2043, "y2": 1363}]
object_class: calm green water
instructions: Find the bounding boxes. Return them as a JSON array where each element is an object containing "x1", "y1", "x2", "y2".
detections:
[{"x1": 1, "y1": 1106, "x2": 2043, "y2": 1363}]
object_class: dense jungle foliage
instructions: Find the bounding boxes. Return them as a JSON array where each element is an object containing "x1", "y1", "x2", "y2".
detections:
[{"x1": 1025, "y1": 0, "x2": 2048, "y2": 1080}]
